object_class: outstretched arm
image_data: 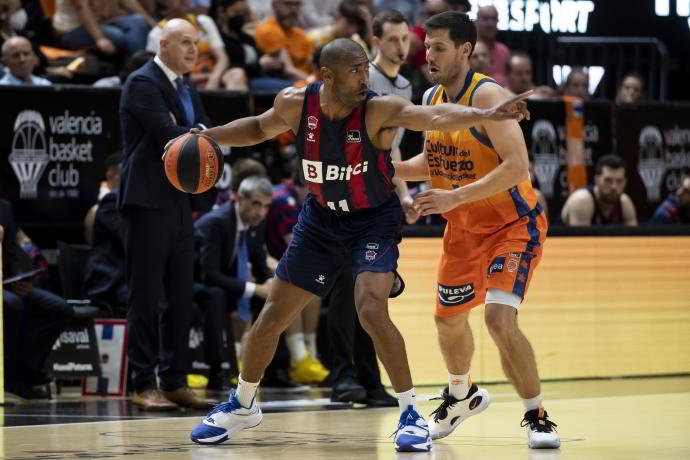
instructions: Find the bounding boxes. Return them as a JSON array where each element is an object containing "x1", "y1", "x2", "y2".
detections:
[
  {"x1": 414, "y1": 84, "x2": 532, "y2": 215},
  {"x1": 378, "y1": 90, "x2": 531, "y2": 133},
  {"x1": 193, "y1": 87, "x2": 301, "y2": 147}
]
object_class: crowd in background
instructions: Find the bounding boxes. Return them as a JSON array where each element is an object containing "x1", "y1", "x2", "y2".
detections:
[{"x1": 1, "y1": 0, "x2": 689, "y2": 403}]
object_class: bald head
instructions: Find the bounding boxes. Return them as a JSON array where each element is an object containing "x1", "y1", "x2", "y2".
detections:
[
  {"x1": 319, "y1": 38, "x2": 370, "y2": 109},
  {"x1": 158, "y1": 18, "x2": 199, "y2": 75},
  {"x1": 1, "y1": 36, "x2": 36, "y2": 81},
  {"x1": 1, "y1": 36, "x2": 31, "y2": 58},
  {"x1": 159, "y1": 18, "x2": 196, "y2": 42},
  {"x1": 476, "y1": 5, "x2": 498, "y2": 42},
  {"x1": 320, "y1": 38, "x2": 367, "y2": 72}
]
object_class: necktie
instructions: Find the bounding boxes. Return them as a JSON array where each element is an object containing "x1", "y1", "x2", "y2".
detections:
[
  {"x1": 235, "y1": 230, "x2": 251, "y2": 322},
  {"x1": 175, "y1": 77, "x2": 195, "y2": 126}
]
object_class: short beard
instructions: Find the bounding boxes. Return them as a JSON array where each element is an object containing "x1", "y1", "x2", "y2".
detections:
[{"x1": 599, "y1": 192, "x2": 620, "y2": 205}]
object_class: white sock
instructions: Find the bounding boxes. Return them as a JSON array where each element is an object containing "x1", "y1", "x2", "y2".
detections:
[
  {"x1": 235, "y1": 375, "x2": 259, "y2": 408},
  {"x1": 522, "y1": 393, "x2": 543, "y2": 411},
  {"x1": 285, "y1": 332, "x2": 307, "y2": 364},
  {"x1": 448, "y1": 372, "x2": 471, "y2": 399},
  {"x1": 396, "y1": 387, "x2": 416, "y2": 414},
  {"x1": 304, "y1": 333, "x2": 317, "y2": 358},
  {"x1": 234, "y1": 342, "x2": 242, "y2": 361}
]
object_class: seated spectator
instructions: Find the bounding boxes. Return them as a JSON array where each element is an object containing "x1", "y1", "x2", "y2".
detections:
[
  {"x1": 615, "y1": 72, "x2": 644, "y2": 104},
  {"x1": 194, "y1": 176, "x2": 273, "y2": 338},
  {"x1": 212, "y1": 157, "x2": 268, "y2": 210},
  {"x1": 561, "y1": 154, "x2": 638, "y2": 226},
  {"x1": 0, "y1": 0, "x2": 82, "y2": 82},
  {"x1": 92, "y1": 50, "x2": 154, "y2": 87},
  {"x1": 84, "y1": 152, "x2": 124, "y2": 243},
  {"x1": 147, "y1": 0, "x2": 229, "y2": 89},
  {"x1": 469, "y1": 39, "x2": 490, "y2": 75},
  {"x1": 562, "y1": 67, "x2": 589, "y2": 100},
  {"x1": 650, "y1": 175, "x2": 690, "y2": 224},
  {"x1": 506, "y1": 52, "x2": 556, "y2": 99},
  {"x1": 52, "y1": 0, "x2": 155, "y2": 57},
  {"x1": 0, "y1": 36, "x2": 52, "y2": 85},
  {"x1": 255, "y1": 0, "x2": 312, "y2": 81},
  {"x1": 82, "y1": 154, "x2": 127, "y2": 311},
  {"x1": 1, "y1": 199, "x2": 97, "y2": 400},
  {"x1": 211, "y1": 0, "x2": 292, "y2": 93},
  {"x1": 476, "y1": 4, "x2": 510, "y2": 86},
  {"x1": 307, "y1": 0, "x2": 372, "y2": 57}
]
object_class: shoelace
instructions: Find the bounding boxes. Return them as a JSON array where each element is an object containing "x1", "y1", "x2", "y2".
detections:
[
  {"x1": 520, "y1": 411, "x2": 558, "y2": 433},
  {"x1": 389, "y1": 412, "x2": 422, "y2": 438},
  {"x1": 206, "y1": 400, "x2": 239, "y2": 418},
  {"x1": 429, "y1": 392, "x2": 460, "y2": 422}
]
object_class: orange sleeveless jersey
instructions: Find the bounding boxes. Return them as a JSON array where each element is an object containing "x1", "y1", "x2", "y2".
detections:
[
  {"x1": 426, "y1": 72, "x2": 548, "y2": 317},
  {"x1": 424, "y1": 71, "x2": 545, "y2": 235}
]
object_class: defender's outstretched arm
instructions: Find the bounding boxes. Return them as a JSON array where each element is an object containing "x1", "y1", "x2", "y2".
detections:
[{"x1": 378, "y1": 90, "x2": 532, "y2": 133}]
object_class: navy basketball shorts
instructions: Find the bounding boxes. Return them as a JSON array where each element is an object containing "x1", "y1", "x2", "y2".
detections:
[{"x1": 276, "y1": 194, "x2": 403, "y2": 297}]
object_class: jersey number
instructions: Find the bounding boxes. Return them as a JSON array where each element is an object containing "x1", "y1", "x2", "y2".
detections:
[{"x1": 327, "y1": 200, "x2": 350, "y2": 212}]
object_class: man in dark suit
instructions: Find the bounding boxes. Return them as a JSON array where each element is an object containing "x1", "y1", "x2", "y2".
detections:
[
  {"x1": 118, "y1": 18, "x2": 215, "y2": 410},
  {"x1": 1, "y1": 199, "x2": 97, "y2": 399},
  {"x1": 194, "y1": 176, "x2": 274, "y2": 386},
  {"x1": 83, "y1": 154, "x2": 126, "y2": 313},
  {"x1": 194, "y1": 176, "x2": 273, "y2": 323}
]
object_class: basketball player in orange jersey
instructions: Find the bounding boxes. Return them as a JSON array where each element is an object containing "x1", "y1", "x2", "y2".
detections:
[{"x1": 394, "y1": 12, "x2": 559, "y2": 448}]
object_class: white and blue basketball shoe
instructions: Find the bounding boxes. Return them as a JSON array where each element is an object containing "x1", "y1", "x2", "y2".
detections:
[
  {"x1": 393, "y1": 406, "x2": 432, "y2": 452},
  {"x1": 190, "y1": 390, "x2": 262, "y2": 445}
]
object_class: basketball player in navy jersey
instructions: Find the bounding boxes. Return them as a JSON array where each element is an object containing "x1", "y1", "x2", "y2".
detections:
[{"x1": 187, "y1": 38, "x2": 530, "y2": 452}]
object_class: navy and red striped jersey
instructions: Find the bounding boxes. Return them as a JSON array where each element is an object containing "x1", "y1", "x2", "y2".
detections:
[
  {"x1": 295, "y1": 82, "x2": 396, "y2": 212},
  {"x1": 265, "y1": 184, "x2": 301, "y2": 259}
]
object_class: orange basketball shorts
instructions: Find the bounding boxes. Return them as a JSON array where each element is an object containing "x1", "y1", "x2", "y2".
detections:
[{"x1": 435, "y1": 213, "x2": 547, "y2": 318}]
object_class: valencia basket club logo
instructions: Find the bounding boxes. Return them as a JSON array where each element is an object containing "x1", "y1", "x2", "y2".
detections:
[
  {"x1": 531, "y1": 120, "x2": 559, "y2": 198},
  {"x1": 8, "y1": 110, "x2": 50, "y2": 199},
  {"x1": 638, "y1": 126, "x2": 666, "y2": 202}
]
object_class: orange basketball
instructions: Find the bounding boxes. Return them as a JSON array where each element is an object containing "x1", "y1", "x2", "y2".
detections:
[{"x1": 164, "y1": 133, "x2": 224, "y2": 194}]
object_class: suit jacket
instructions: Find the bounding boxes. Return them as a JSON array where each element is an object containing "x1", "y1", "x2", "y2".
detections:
[
  {"x1": 118, "y1": 59, "x2": 211, "y2": 211},
  {"x1": 82, "y1": 192, "x2": 126, "y2": 302},
  {"x1": 0, "y1": 199, "x2": 33, "y2": 279},
  {"x1": 194, "y1": 201, "x2": 272, "y2": 298}
]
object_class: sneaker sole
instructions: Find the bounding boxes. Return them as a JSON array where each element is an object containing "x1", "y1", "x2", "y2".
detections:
[
  {"x1": 191, "y1": 413, "x2": 263, "y2": 445},
  {"x1": 528, "y1": 437, "x2": 561, "y2": 449},
  {"x1": 395, "y1": 443, "x2": 431, "y2": 453},
  {"x1": 430, "y1": 389, "x2": 491, "y2": 440},
  {"x1": 395, "y1": 437, "x2": 431, "y2": 452}
]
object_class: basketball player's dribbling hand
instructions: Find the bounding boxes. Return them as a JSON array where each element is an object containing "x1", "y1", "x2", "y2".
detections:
[
  {"x1": 162, "y1": 129, "x2": 214, "y2": 161},
  {"x1": 413, "y1": 188, "x2": 458, "y2": 216},
  {"x1": 484, "y1": 90, "x2": 533, "y2": 122}
]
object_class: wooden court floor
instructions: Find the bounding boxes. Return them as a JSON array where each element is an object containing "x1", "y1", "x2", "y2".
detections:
[{"x1": 2, "y1": 377, "x2": 689, "y2": 459}]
